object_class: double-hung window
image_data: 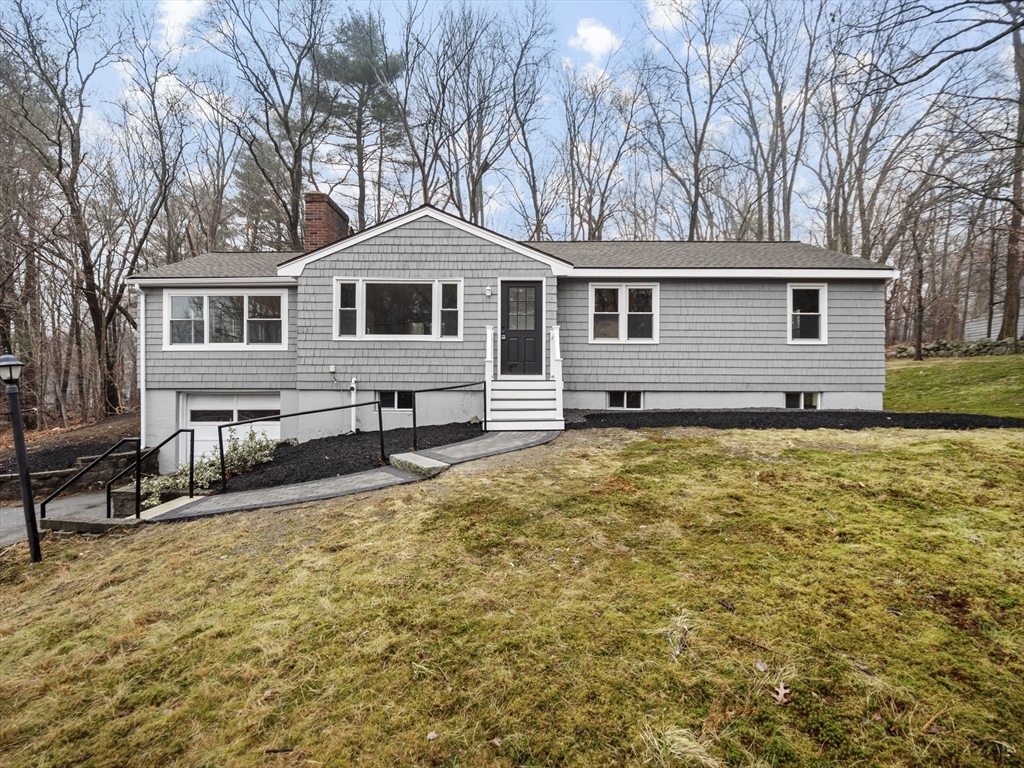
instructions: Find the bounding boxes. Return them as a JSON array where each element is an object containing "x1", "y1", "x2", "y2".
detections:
[
  {"x1": 335, "y1": 279, "x2": 462, "y2": 340},
  {"x1": 788, "y1": 284, "x2": 827, "y2": 344},
  {"x1": 166, "y1": 292, "x2": 286, "y2": 349},
  {"x1": 590, "y1": 284, "x2": 658, "y2": 343}
]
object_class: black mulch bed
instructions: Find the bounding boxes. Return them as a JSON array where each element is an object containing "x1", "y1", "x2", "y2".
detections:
[
  {"x1": 567, "y1": 409, "x2": 1024, "y2": 431},
  {"x1": 223, "y1": 422, "x2": 484, "y2": 494}
]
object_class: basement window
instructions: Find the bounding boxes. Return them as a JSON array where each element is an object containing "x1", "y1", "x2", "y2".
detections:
[
  {"x1": 378, "y1": 391, "x2": 414, "y2": 410},
  {"x1": 608, "y1": 391, "x2": 642, "y2": 410},
  {"x1": 785, "y1": 392, "x2": 819, "y2": 410}
]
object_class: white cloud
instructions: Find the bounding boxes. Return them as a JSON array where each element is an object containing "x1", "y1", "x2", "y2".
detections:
[
  {"x1": 646, "y1": 0, "x2": 690, "y2": 31},
  {"x1": 157, "y1": 0, "x2": 206, "y2": 51},
  {"x1": 569, "y1": 18, "x2": 622, "y2": 61}
]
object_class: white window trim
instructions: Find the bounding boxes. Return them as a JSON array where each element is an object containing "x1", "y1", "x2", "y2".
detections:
[
  {"x1": 588, "y1": 283, "x2": 660, "y2": 344},
  {"x1": 787, "y1": 283, "x2": 828, "y2": 345},
  {"x1": 333, "y1": 278, "x2": 464, "y2": 342},
  {"x1": 162, "y1": 289, "x2": 289, "y2": 352}
]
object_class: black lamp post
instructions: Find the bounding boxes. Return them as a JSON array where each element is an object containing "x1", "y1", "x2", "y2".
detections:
[{"x1": 0, "y1": 354, "x2": 41, "y2": 562}]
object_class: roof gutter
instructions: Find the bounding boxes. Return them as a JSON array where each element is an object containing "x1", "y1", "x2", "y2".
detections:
[
  {"x1": 126, "y1": 276, "x2": 299, "y2": 287},
  {"x1": 562, "y1": 268, "x2": 899, "y2": 280}
]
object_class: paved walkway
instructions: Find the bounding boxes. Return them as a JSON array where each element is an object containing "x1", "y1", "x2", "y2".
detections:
[
  {"x1": 151, "y1": 430, "x2": 557, "y2": 522},
  {"x1": 2, "y1": 432, "x2": 559, "y2": 543},
  {"x1": 1, "y1": 492, "x2": 108, "y2": 548}
]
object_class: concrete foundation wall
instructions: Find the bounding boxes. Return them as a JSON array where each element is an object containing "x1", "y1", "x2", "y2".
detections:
[{"x1": 564, "y1": 389, "x2": 883, "y2": 411}]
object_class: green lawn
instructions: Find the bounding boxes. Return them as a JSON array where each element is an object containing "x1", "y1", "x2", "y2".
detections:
[
  {"x1": 1, "y1": 427, "x2": 1022, "y2": 767},
  {"x1": 886, "y1": 354, "x2": 1024, "y2": 419}
]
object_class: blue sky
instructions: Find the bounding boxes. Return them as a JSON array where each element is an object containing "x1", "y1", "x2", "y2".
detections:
[{"x1": 150, "y1": 0, "x2": 642, "y2": 70}]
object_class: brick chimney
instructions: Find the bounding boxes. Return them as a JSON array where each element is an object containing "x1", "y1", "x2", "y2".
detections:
[{"x1": 303, "y1": 192, "x2": 353, "y2": 251}]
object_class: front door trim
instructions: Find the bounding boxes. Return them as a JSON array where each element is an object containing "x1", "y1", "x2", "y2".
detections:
[{"x1": 496, "y1": 276, "x2": 546, "y2": 379}]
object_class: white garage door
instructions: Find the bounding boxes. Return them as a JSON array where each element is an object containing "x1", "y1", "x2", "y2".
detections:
[{"x1": 185, "y1": 393, "x2": 281, "y2": 460}]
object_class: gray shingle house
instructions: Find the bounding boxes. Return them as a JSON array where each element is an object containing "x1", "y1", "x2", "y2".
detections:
[{"x1": 128, "y1": 195, "x2": 896, "y2": 469}]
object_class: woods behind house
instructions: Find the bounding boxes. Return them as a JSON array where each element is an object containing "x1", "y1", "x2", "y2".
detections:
[{"x1": 0, "y1": 0, "x2": 1020, "y2": 425}]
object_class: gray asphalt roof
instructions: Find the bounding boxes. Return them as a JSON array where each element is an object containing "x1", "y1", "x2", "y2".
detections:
[
  {"x1": 130, "y1": 240, "x2": 888, "y2": 280},
  {"x1": 524, "y1": 241, "x2": 890, "y2": 270},
  {"x1": 129, "y1": 251, "x2": 302, "y2": 280}
]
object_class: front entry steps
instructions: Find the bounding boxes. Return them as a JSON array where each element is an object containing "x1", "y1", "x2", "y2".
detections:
[{"x1": 487, "y1": 379, "x2": 564, "y2": 431}]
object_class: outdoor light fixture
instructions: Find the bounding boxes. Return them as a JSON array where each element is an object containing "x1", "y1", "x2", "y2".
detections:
[
  {"x1": 0, "y1": 353, "x2": 41, "y2": 562},
  {"x1": 0, "y1": 354, "x2": 24, "y2": 384}
]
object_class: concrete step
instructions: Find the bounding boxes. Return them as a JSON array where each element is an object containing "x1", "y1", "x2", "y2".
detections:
[
  {"x1": 487, "y1": 419, "x2": 565, "y2": 431},
  {"x1": 389, "y1": 452, "x2": 450, "y2": 478}
]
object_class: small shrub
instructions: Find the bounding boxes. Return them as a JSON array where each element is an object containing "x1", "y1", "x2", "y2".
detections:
[{"x1": 140, "y1": 429, "x2": 290, "y2": 508}]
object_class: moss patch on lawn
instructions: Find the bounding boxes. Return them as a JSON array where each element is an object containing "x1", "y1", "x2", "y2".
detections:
[
  {"x1": 1, "y1": 428, "x2": 1022, "y2": 767},
  {"x1": 886, "y1": 355, "x2": 1024, "y2": 419}
]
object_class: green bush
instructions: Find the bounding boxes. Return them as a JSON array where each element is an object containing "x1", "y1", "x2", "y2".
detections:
[{"x1": 140, "y1": 429, "x2": 291, "y2": 508}]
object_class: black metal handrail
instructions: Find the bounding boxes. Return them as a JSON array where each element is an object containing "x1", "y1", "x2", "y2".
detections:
[
  {"x1": 217, "y1": 400, "x2": 385, "y2": 491},
  {"x1": 105, "y1": 429, "x2": 195, "y2": 519},
  {"x1": 39, "y1": 437, "x2": 140, "y2": 519},
  {"x1": 410, "y1": 381, "x2": 487, "y2": 450}
]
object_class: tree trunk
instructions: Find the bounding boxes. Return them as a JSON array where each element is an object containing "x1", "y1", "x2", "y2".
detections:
[{"x1": 999, "y1": 24, "x2": 1024, "y2": 347}]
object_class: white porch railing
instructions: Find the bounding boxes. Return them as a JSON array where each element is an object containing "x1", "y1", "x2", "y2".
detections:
[{"x1": 484, "y1": 325, "x2": 494, "y2": 425}]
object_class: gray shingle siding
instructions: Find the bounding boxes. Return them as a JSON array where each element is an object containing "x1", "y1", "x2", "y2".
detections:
[
  {"x1": 556, "y1": 278, "x2": 885, "y2": 392},
  {"x1": 143, "y1": 286, "x2": 298, "y2": 389},
  {"x1": 296, "y1": 217, "x2": 555, "y2": 390}
]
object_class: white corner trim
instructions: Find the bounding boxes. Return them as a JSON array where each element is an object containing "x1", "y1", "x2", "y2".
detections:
[
  {"x1": 277, "y1": 208, "x2": 573, "y2": 277},
  {"x1": 787, "y1": 282, "x2": 828, "y2": 345}
]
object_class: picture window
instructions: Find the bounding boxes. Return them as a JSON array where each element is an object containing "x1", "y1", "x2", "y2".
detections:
[{"x1": 336, "y1": 280, "x2": 460, "y2": 340}]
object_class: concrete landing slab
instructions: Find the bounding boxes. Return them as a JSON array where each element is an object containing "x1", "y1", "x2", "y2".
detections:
[
  {"x1": 141, "y1": 496, "x2": 200, "y2": 520},
  {"x1": 389, "y1": 452, "x2": 449, "y2": 478}
]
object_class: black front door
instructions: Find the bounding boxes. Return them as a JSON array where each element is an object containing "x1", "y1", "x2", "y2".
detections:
[{"x1": 500, "y1": 281, "x2": 542, "y2": 375}]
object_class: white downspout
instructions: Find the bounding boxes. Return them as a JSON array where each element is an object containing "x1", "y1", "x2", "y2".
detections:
[
  {"x1": 137, "y1": 287, "x2": 147, "y2": 448},
  {"x1": 350, "y1": 377, "x2": 357, "y2": 433}
]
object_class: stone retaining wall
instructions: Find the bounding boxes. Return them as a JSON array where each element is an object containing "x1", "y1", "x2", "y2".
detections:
[
  {"x1": 0, "y1": 451, "x2": 160, "y2": 501},
  {"x1": 886, "y1": 338, "x2": 1022, "y2": 359}
]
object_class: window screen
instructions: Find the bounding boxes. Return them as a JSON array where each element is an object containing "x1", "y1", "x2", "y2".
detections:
[
  {"x1": 170, "y1": 296, "x2": 204, "y2": 345},
  {"x1": 338, "y1": 282, "x2": 357, "y2": 336},
  {"x1": 627, "y1": 288, "x2": 654, "y2": 340},
  {"x1": 441, "y1": 283, "x2": 459, "y2": 337},
  {"x1": 791, "y1": 287, "x2": 822, "y2": 340},
  {"x1": 593, "y1": 288, "x2": 619, "y2": 339},
  {"x1": 247, "y1": 296, "x2": 282, "y2": 344}
]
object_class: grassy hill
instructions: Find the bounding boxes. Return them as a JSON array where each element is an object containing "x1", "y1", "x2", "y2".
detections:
[
  {"x1": 886, "y1": 354, "x2": 1024, "y2": 419},
  {"x1": 1, "y1": 428, "x2": 1021, "y2": 767}
]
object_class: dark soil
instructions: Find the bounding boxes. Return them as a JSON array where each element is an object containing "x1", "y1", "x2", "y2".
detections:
[
  {"x1": 0, "y1": 412, "x2": 140, "y2": 474},
  {"x1": 566, "y1": 409, "x2": 1024, "y2": 431},
  {"x1": 224, "y1": 422, "x2": 484, "y2": 494}
]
